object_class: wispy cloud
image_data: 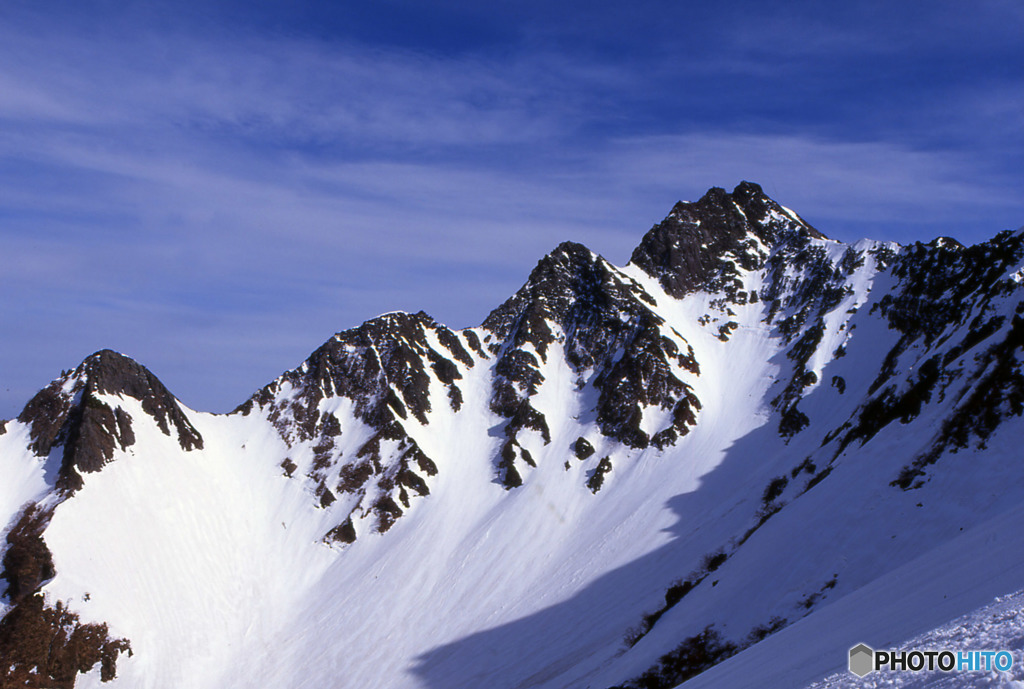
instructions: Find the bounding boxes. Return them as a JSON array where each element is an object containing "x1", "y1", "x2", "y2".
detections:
[
  {"x1": 600, "y1": 134, "x2": 1024, "y2": 241},
  {"x1": 0, "y1": 25, "x2": 590, "y2": 150},
  {"x1": 1, "y1": 2, "x2": 1022, "y2": 417}
]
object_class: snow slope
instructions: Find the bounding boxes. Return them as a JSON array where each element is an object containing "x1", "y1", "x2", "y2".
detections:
[{"x1": 683, "y1": 501, "x2": 1024, "y2": 689}]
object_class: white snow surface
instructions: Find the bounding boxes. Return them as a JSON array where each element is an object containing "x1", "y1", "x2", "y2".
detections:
[{"x1": 42, "y1": 396, "x2": 338, "y2": 688}]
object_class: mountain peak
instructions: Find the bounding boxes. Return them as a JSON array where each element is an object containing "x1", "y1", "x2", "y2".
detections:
[
  {"x1": 481, "y1": 241, "x2": 634, "y2": 350},
  {"x1": 629, "y1": 182, "x2": 824, "y2": 298},
  {"x1": 731, "y1": 180, "x2": 771, "y2": 208},
  {"x1": 520, "y1": 241, "x2": 595, "y2": 286},
  {"x1": 79, "y1": 349, "x2": 164, "y2": 397},
  {"x1": 15, "y1": 350, "x2": 202, "y2": 492}
]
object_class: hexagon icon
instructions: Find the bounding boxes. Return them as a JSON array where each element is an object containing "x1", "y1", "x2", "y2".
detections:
[{"x1": 849, "y1": 643, "x2": 875, "y2": 677}]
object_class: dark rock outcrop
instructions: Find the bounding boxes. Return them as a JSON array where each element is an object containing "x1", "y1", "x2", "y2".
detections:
[
  {"x1": 629, "y1": 181, "x2": 823, "y2": 299},
  {"x1": 16, "y1": 350, "x2": 202, "y2": 493},
  {"x1": 0, "y1": 595, "x2": 132, "y2": 688},
  {"x1": 483, "y1": 242, "x2": 702, "y2": 471},
  {"x1": 240, "y1": 312, "x2": 469, "y2": 537},
  {"x1": 2, "y1": 506, "x2": 55, "y2": 605},
  {"x1": 0, "y1": 506, "x2": 131, "y2": 687}
]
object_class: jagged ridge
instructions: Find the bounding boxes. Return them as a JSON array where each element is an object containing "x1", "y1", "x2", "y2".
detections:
[{"x1": 6, "y1": 182, "x2": 1024, "y2": 689}]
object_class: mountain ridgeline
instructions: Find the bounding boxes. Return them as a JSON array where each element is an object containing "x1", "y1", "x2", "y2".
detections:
[{"x1": 4, "y1": 182, "x2": 1024, "y2": 689}]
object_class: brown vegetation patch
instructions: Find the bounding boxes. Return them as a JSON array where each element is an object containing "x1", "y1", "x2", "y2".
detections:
[{"x1": 0, "y1": 595, "x2": 131, "y2": 688}]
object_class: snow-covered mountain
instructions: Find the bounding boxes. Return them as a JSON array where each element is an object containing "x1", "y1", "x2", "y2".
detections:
[{"x1": 5, "y1": 182, "x2": 1024, "y2": 689}]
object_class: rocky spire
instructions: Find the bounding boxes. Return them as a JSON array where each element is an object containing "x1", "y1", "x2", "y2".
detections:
[{"x1": 629, "y1": 181, "x2": 824, "y2": 298}]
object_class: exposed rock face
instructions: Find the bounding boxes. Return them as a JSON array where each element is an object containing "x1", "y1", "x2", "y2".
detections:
[
  {"x1": 483, "y1": 241, "x2": 701, "y2": 490},
  {"x1": 824, "y1": 229, "x2": 1024, "y2": 488},
  {"x1": 16, "y1": 350, "x2": 202, "y2": 493},
  {"x1": 238, "y1": 312, "x2": 467, "y2": 537},
  {"x1": 630, "y1": 181, "x2": 823, "y2": 299},
  {"x1": 243, "y1": 312, "x2": 471, "y2": 439},
  {"x1": 0, "y1": 595, "x2": 132, "y2": 688},
  {"x1": 626, "y1": 183, "x2": 864, "y2": 440},
  {"x1": 2, "y1": 506, "x2": 55, "y2": 605},
  {"x1": 483, "y1": 240, "x2": 700, "y2": 450},
  {"x1": 0, "y1": 506, "x2": 131, "y2": 687}
]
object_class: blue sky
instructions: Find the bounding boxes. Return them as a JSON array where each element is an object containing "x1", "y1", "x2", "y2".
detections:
[{"x1": 1, "y1": 0, "x2": 1022, "y2": 416}]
